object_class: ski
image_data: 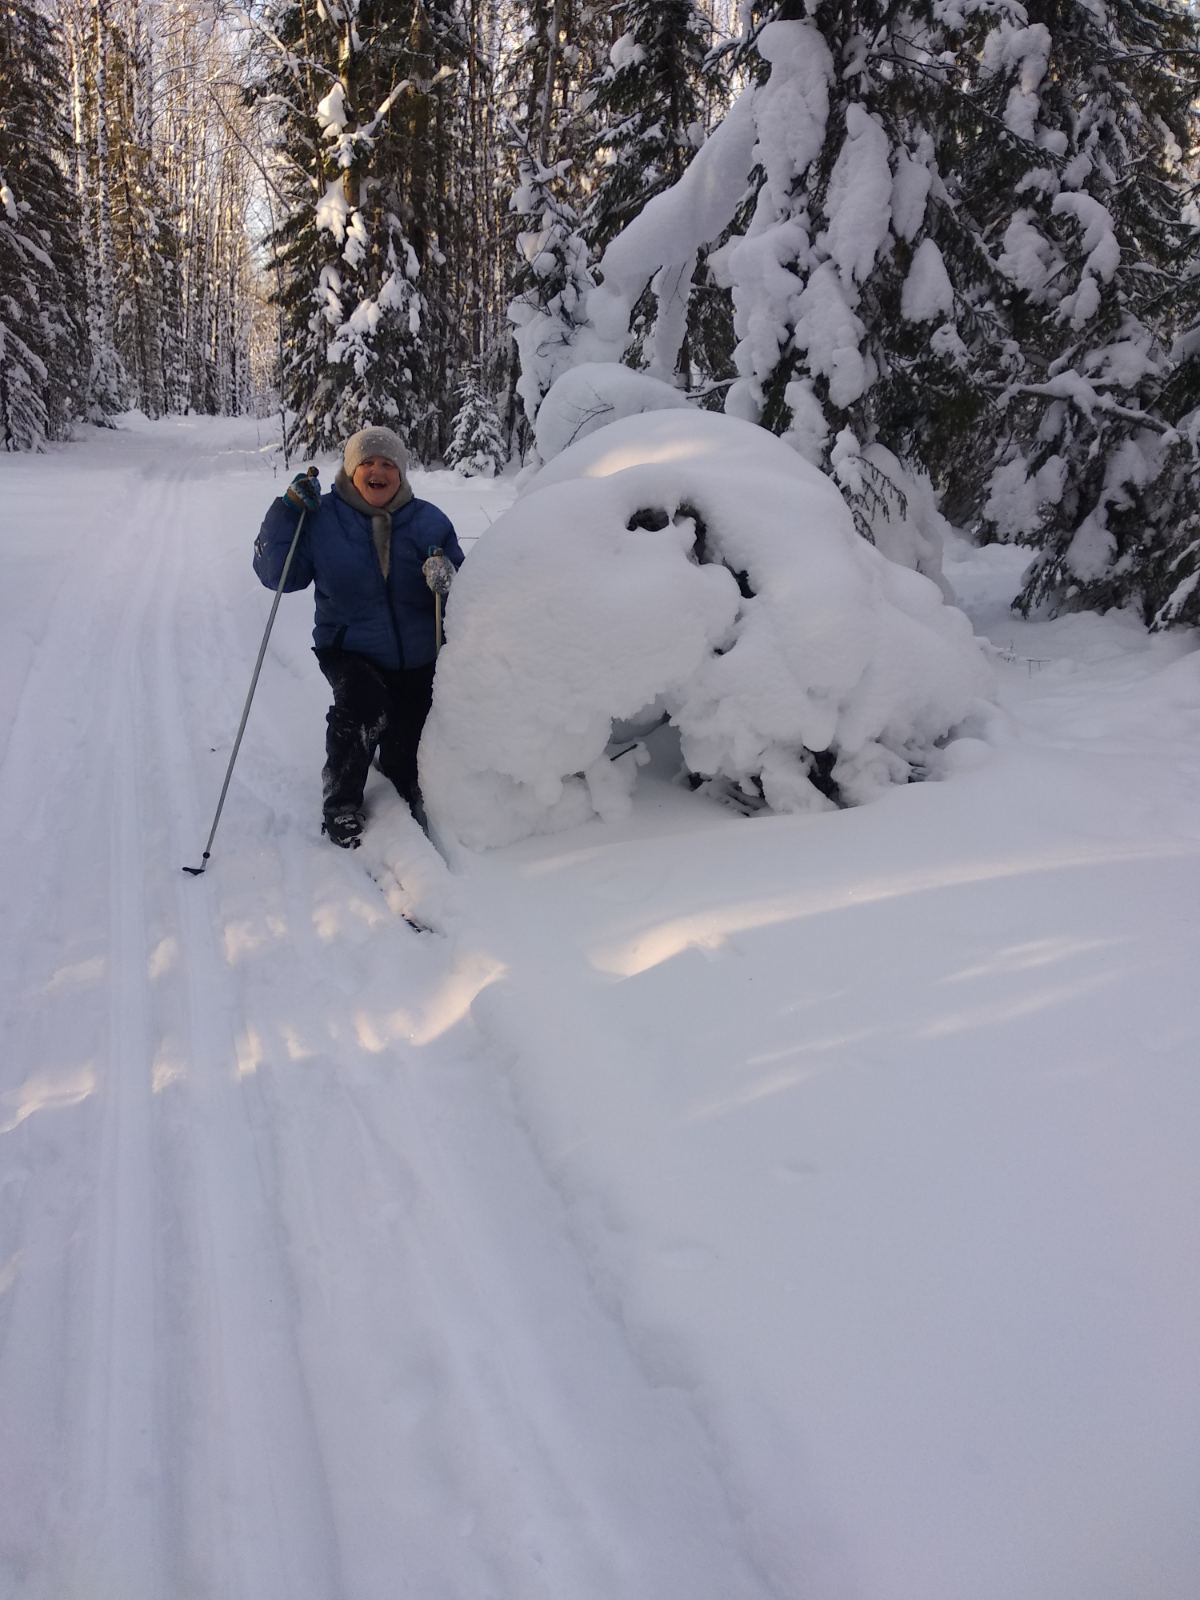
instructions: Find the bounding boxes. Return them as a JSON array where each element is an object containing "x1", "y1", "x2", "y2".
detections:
[
  {"x1": 360, "y1": 857, "x2": 436, "y2": 934},
  {"x1": 323, "y1": 778, "x2": 451, "y2": 936}
]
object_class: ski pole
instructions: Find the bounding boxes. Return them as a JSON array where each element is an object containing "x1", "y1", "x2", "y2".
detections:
[
  {"x1": 426, "y1": 545, "x2": 446, "y2": 654},
  {"x1": 183, "y1": 468, "x2": 319, "y2": 876}
]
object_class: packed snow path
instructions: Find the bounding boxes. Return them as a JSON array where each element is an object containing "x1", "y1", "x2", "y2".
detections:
[
  {"x1": 1, "y1": 417, "x2": 1198, "y2": 1600},
  {"x1": 0, "y1": 422, "x2": 767, "y2": 1600}
]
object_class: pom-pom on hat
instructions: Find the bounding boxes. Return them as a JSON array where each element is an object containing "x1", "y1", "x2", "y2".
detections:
[{"x1": 344, "y1": 426, "x2": 409, "y2": 477}]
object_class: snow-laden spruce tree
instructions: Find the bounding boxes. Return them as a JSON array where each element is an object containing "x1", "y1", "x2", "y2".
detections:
[
  {"x1": 974, "y1": 0, "x2": 1199, "y2": 624},
  {"x1": 445, "y1": 370, "x2": 507, "y2": 476},
  {"x1": 251, "y1": 0, "x2": 457, "y2": 454},
  {"x1": 0, "y1": 0, "x2": 88, "y2": 448},
  {"x1": 581, "y1": 0, "x2": 712, "y2": 258},
  {"x1": 566, "y1": 0, "x2": 1043, "y2": 563},
  {"x1": 705, "y1": 3, "x2": 1049, "y2": 541},
  {"x1": 1103, "y1": 264, "x2": 1200, "y2": 630},
  {"x1": 555, "y1": 75, "x2": 755, "y2": 395},
  {"x1": 507, "y1": 122, "x2": 596, "y2": 433},
  {"x1": 500, "y1": 0, "x2": 612, "y2": 438}
]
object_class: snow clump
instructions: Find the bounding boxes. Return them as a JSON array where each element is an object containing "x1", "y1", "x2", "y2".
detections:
[
  {"x1": 421, "y1": 411, "x2": 994, "y2": 850},
  {"x1": 534, "y1": 362, "x2": 695, "y2": 463}
]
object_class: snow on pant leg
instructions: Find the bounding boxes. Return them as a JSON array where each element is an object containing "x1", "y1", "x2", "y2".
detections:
[
  {"x1": 315, "y1": 648, "x2": 389, "y2": 814},
  {"x1": 376, "y1": 662, "x2": 436, "y2": 803}
]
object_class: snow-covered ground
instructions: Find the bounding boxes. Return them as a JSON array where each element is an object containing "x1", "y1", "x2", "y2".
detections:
[{"x1": 1, "y1": 415, "x2": 1197, "y2": 1600}]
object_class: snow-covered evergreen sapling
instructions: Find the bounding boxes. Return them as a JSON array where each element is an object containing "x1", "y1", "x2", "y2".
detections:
[{"x1": 446, "y1": 373, "x2": 507, "y2": 477}]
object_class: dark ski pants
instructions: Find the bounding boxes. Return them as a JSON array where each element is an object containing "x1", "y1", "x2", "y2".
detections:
[{"x1": 315, "y1": 647, "x2": 435, "y2": 816}]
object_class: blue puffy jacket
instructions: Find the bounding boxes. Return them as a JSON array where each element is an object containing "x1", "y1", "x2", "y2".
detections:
[{"x1": 254, "y1": 487, "x2": 464, "y2": 670}]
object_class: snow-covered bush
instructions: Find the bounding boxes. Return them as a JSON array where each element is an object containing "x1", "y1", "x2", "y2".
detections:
[
  {"x1": 534, "y1": 362, "x2": 694, "y2": 463},
  {"x1": 421, "y1": 411, "x2": 994, "y2": 850}
]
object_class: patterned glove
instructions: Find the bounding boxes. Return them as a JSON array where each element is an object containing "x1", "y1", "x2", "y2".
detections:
[
  {"x1": 423, "y1": 551, "x2": 455, "y2": 596},
  {"x1": 285, "y1": 469, "x2": 320, "y2": 512}
]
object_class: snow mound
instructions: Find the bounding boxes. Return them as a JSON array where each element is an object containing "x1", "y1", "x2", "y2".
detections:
[
  {"x1": 534, "y1": 362, "x2": 694, "y2": 463},
  {"x1": 422, "y1": 411, "x2": 994, "y2": 850}
]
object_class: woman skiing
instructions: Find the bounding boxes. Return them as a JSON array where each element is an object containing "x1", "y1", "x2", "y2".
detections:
[{"x1": 254, "y1": 425, "x2": 463, "y2": 848}]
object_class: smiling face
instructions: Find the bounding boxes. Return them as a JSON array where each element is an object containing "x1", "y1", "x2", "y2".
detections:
[{"x1": 352, "y1": 455, "x2": 401, "y2": 508}]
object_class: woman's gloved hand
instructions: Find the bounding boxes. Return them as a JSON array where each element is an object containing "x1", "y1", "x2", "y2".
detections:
[
  {"x1": 423, "y1": 551, "x2": 455, "y2": 596},
  {"x1": 285, "y1": 469, "x2": 321, "y2": 512}
]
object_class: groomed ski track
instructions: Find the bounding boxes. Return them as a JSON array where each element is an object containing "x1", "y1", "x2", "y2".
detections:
[{"x1": 0, "y1": 422, "x2": 772, "y2": 1600}]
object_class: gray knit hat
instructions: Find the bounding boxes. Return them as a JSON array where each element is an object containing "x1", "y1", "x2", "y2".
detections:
[{"x1": 344, "y1": 425, "x2": 409, "y2": 477}]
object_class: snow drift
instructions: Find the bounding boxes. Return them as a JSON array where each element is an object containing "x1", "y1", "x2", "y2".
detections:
[{"x1": 421, "y1": 411, "x2": 994, "y2": 850}]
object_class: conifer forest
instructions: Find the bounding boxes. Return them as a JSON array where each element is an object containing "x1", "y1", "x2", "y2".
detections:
[{"x1": 4, "y1": 0, "x2": 1200, "y2": 626}]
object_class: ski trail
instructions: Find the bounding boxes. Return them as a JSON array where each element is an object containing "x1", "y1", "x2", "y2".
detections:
[
  {"x1": 0, "y1": 448, "x2": 338, "y2": 1600},
  {"x1": 171, "y1": 706, "x2": 773, "y2": 1590},
  {"x1": 170, "y1": 445, "x2": 777, "y2": 1596},
  {"x1": 0, "y1": 461, "x2": 189, "y2": 1597},
  {"x1": 3, "y1": 423, "x2": 781, "y2": 1599},
  {"x1": 217, "y1": 900, "x2": 774, "y2": 1600},
  {"x1": 143, "y1": 460, "x2": 344, "y2": 1600},
  {"x1": 69, "y1": 473, "x2": 175, "y2": 1598}
]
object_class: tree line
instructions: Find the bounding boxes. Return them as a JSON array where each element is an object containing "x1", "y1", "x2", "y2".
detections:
[{"x1": 3, "y1": 0, "x2": 1200, "y2": 626}]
